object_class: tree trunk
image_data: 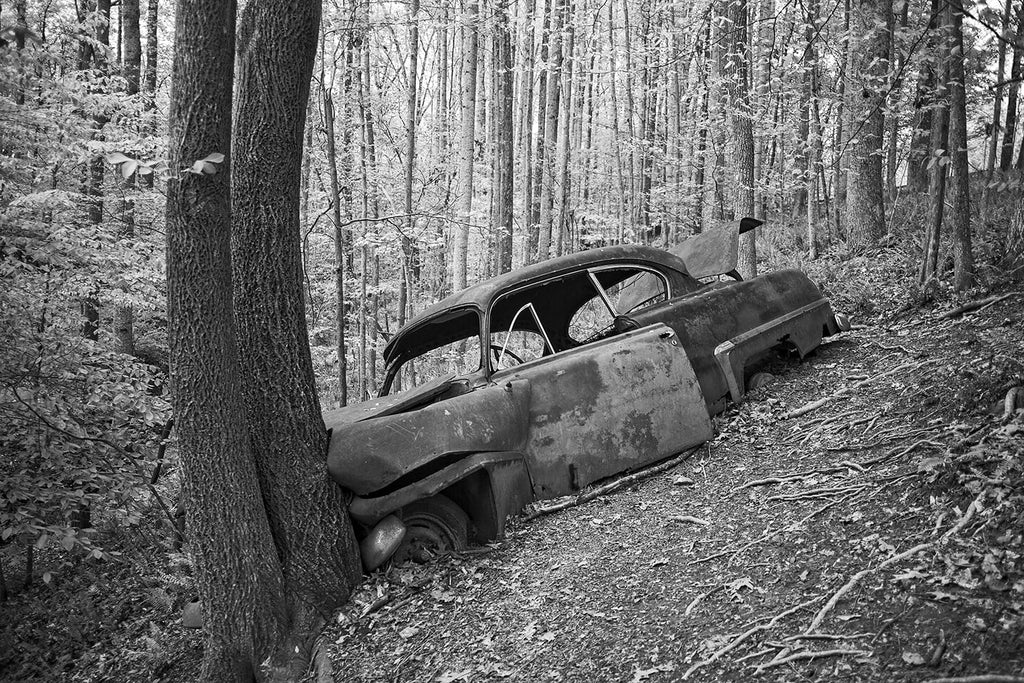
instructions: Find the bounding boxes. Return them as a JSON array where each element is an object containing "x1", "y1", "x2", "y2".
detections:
[
  {"x1": 729, "y1": 0, "x2": 756, "y2": 276},
  {"x1": 844, "y1": 0, "x2": 890, "y2": 250},
  {"x1": 403, "y1": 0, "x2": 420, "y2": 289},
  {"x1": 452, "y1": 0, "x2": 479, "y2": 291},
  {"x1": 166, "y1": 0, "x2": 288, "y2": 679},
  {"x1": 1009, "y1": 1, "x2": 1024, "y2": 169},
  {"x1": 232, "y1": 0, "x2": 361, "y2": 673},
  {"x1": 920, "y1": 26, "x2": 949, "y2": 285},
  {"x1": 946, "y1": 0, "x2": 973, "y2": 291},
  {"x1": 906, "y1": 0, "x2": 940, "y2": 192},
  {"x1": 536, "y1": 0, "x2": 564, "y2": 261},
  {"x1": 553, "y1": 1, "x2": 574, "y2": 257},
  {"x1": 493, "y1": 1, "x2": 514, "y2": 273}
]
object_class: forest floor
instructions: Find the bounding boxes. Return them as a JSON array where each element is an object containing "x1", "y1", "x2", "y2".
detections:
[
  {"x1": 321, "y1": 254, "x2": 1024, "y2": 683},
  {"x1": 1, "y1": 250, "x2": 1023, "y2": 683}
]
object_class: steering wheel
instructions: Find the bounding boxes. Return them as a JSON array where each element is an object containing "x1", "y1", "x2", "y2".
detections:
[{"x1": 491, "y1": 344, "x2": 525, "y2": 368}]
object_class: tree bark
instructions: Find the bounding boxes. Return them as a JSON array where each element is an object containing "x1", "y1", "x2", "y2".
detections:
[
  {"x1": 536, "y1": 0, "x2": 564, "y2": 261},
  {"x1": 728, "y1": 0, "x2": 756, "y2": 276},
  {"x1": 493, "y1": 1, "x2": 514, "y2": 273},
  {"x1": 166, "y1": 0, "x2": 288, "y2": 678},
  {"x1": 452, "y1": 0, "x2": 479, "y2": 291},
  {"x1": 844, "y1": 0, "x2": 890, "y2": 250},
  {"x1": 232, "y1": 0, "x2": 361, "y2": 673},
  {"x1": 920, "y1": 21, "x2": 949, "y2": 285},
  {"x1": 946, "y1": 0, "x2": 973, "y2": 291}
]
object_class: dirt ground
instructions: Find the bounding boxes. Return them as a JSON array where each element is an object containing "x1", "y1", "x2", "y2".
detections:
[{"x1": 322, "y1": 281, "x2": 1024, "y2": 682}]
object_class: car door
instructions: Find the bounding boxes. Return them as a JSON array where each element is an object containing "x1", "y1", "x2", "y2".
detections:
[{"x1": 493, "y1": 323, "x2": 712, "y2": 500}]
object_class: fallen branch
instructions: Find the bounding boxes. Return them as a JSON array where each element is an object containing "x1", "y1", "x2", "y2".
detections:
[
  {"x1": 681, "y1": 597, "x2": 820, "y2": 679},
  {"x1": 803, "y1": 491, "x2": 985, "y2": 635},
  {"x1": 783, "y1": 360, "x2": 933, "y2": 419},
  {"x1": 938, "y1": 292, "x2": 1016, "y2": 319},
  {"x1": 524, "y1": 445, "x2": 701, "y2": 521},
  {"x1": 752, "y1": 648, "x2": 870, "y2": 672}
]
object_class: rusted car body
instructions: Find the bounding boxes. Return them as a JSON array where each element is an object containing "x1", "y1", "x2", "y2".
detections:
[{"x1": 325, "y1": 221, "x2": 846, "y2": 568}]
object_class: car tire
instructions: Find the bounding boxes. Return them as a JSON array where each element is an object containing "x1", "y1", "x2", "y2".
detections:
[
  {"x1": 747, "y1": 371, "x2": 774, "y2": 391},
  {"x1": 393, "y1": 494, "x2": 469, "y2": 563}
]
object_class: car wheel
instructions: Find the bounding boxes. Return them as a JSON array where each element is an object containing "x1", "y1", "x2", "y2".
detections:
[
  {"x1": 393, "y1": 494, "x2": 469, "y2": 563},
  {"x1": 747, "y1": 371, "x2": 774, "y2": 391}
]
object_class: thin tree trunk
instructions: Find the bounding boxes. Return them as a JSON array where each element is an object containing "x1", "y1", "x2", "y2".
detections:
[
  {"x1": 920, "y1": 25, "x2": 949, "y2": 285},
  {"x1": 493, "y1": 1, "x2": 514, "y2": 273},
  {"x1": 453, "y1": 0, "x2": 479, "y2": 291},
  {"x1": 537, "y1": 0, "x2": 564, "y2": 261},
  {"x1": 947, "y1": 0, "x2": 973, "y2": 291},
  {"x1": 729, "y1": 0, "x2": 756, "y2": 277}
]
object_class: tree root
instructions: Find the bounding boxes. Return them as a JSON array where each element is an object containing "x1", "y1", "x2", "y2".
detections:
[
  {"x1": 803, "y1": 491, "x2": 984, "y2": 635},
  {"x1": 680, "y1": 597, "x2": 821, "y2": 679},
  {"x1": 735, "y1": 462, "x2": 864, "y2": 492},
  {"x1": 752, "y1": 648, "x2": 870, "y2": 672},
  {"x1": 783, "y1": 360, "x2": 933, "y2": 419},
  {"x1": 524, "y1": 445, "x2": 702, "y2": 521},
  {"x1": 921, "y1": 677, "x2": 1024, "y2": 683},
  {"x1": 938, "y1": 292, "x2": 1017, "y2": 319}
]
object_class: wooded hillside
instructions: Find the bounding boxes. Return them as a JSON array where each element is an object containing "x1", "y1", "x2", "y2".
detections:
[{"x1": 1, "y1": 0, "x2": 1023, "y2": 680}]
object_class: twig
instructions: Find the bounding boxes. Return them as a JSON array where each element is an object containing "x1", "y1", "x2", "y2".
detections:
[
  {"x1": 524, "y1": 446, "x2": 701, "y2": 521},
  {"x1": 752, "y1": 648, "x2": 870, "y2": 672},
  {"x1": 684, "y1": 585, "x2": 724, "y2": 616},
  {"x1": 783, "y1": 360, "x2": 933, "y2": 419},
  {"x1": 922, "y1": 677, "x2": 1024, "y2": 683},
  {"x1": 804, "y1": 491, "x2": 985, "y2": 635},
  {"x1": 671, "y1": 515, "x2": 710, "y2": 525},
  {"x1": 681, "y1": 597, "x2": 820, "y2": 679},
  {"x1": 782, "y1": 632, "x2": 873, "y2": 642}
]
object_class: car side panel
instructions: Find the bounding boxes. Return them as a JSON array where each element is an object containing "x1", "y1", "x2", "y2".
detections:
[
  {"x1": 630, "y1": 269, "x2": 833, "y2": 413},
  {"x1": 493, "y1": 324, "x2": 713, "y2": 500}
]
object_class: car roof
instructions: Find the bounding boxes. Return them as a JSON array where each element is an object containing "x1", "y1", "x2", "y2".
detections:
[{"x1": 383, "y1": 244, "x2": 694, "y2": 365}]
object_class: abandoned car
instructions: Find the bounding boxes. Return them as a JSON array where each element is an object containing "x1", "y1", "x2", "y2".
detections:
[{"x1": 325, "y1": 220, "x2": 848, "y2": 569}]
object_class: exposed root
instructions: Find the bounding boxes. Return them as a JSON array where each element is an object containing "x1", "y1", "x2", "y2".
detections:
[
  {"x1": 783, "y1": 360, "x2": 933, "y2": 419},
  {"x1": 921, "y1": 677, "x2": 1024, "y2": 683},
  {"x1": 752, "y1": 648, "x2": 870, "y2": 672},
  {"x1": 803, "y1": 491, "x2": 985, "y2": 635},
  {"x1": 938, "y1": 292, "x2": 1017, "y2": 319},
  {"x1": 734, "y1": 462, "x2": 863, "y2": 492},
  {"x1": 680, "y1": 597, "x2": 821, "y2": 679}
]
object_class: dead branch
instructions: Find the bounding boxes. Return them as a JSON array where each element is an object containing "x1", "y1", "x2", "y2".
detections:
[
  {"x1": 524, "y1": 445, "x2": 701, "y2": 521},
  {"x1": 921, "y1": 677, "x2": 1024, "y2": 683},
  {"x1": 783, "y1": 360, "x2": 932, "y2": 419},
  {"x1": 752, "y1": 648, "x2": 870, "y2": 672},
  {"x1": 804, "y1": 491, "x2": 985, "y2": 634},
  {"x1": 938, "y1": 292, "x2": 1017, "y2": 319},
  {"x1": 681, "y1": 597, "x2": 821, "y2": 679}
]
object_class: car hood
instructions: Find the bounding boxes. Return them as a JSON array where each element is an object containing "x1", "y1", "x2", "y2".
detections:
[{"x1": 326, "y1": 379, "x2": 531, "y2": 496}]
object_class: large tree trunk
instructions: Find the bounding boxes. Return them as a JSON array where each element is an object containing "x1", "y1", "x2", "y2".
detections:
[
  {"x1": 232, "y1": 0, "x2": 361, "y2": 674},
  {"x1": 165, "y1": 0, "x2": 288, "y2": 679},
  {"x1": 946, "y1": 0, "x2": 973, "y2": 291},
  {"x1": 452, "y1": 0, "x2": 479, "y2": 291},
  {"x1": 844, "y1": 0, "x2": 890, "y2": 250}
]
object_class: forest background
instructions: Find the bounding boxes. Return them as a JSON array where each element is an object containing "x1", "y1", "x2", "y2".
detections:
[{"x1": 2, "y1": 0, "x2": 1024, "y2": 679}]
